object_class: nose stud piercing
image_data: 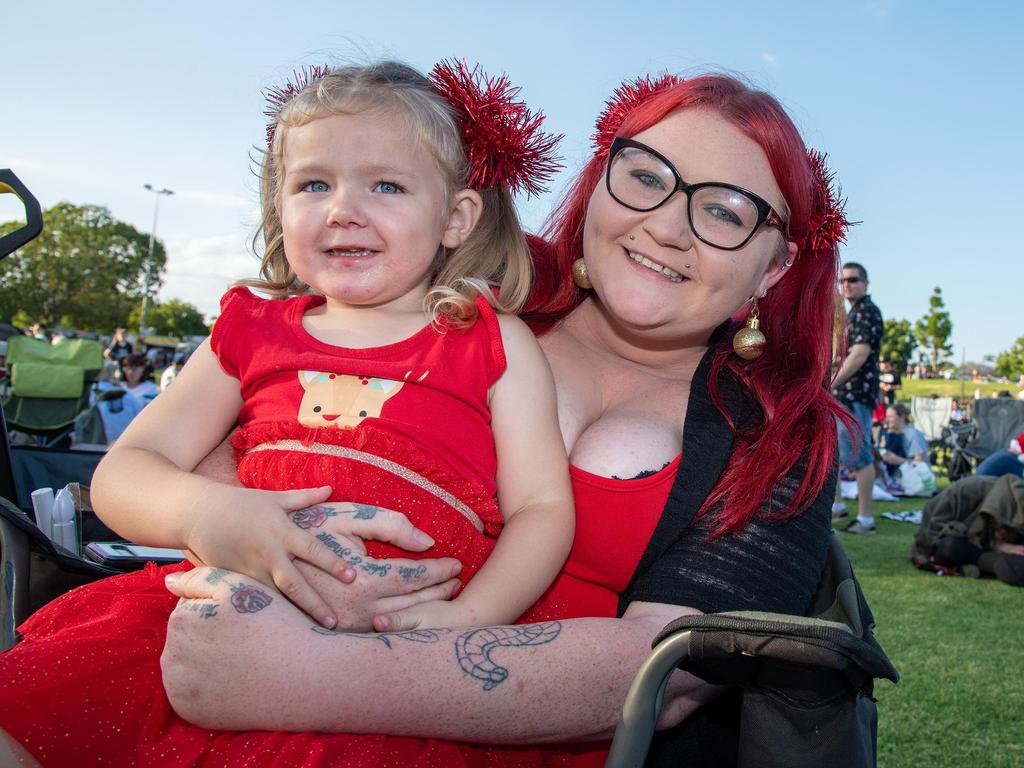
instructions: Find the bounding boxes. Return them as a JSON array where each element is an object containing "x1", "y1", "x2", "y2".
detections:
[{"x1": 628, "y1": 234, "x2": 636, "y2": 241}]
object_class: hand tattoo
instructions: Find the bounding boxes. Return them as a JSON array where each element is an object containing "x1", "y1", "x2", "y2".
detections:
[
  {"x1": 316, "y1": 532, "x2": 391, "y2": 577},
  {"x1": 180, "y1": 601, "x2": 219, "y2": 619},
  {"x1": 346, "y1": 503, "x2": 379, "y2": 520},
  {"x1": 291, "y1": 502, "x2": 378, "y2": 530},
  {"x1": 398, "y1": 564, "x2": 427, "y2": 581},
  {"x1": 291, "y1": 504, "x2": 338, "y2": 530},
  {"x1": 205, "y1": 568, "x2": 230, "y2": 584},
  {"x1": 456, "y1": 623, "x2": 562, "y2": 691},
  {"x1": 229, "y1": 583, "x2": 273, "y2": 613}
]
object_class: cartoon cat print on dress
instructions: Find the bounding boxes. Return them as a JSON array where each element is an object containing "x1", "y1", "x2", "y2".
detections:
[{"x1": 297, "y1": 369, "x2": 428, "y2": 428}]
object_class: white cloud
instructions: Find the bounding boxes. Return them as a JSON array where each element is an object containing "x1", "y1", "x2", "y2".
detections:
[
  {"x1": 760, "y1": 52, "x2": 779, "y2": 66},
  {"x1": 157, "y1": 233, "x2": 262, "y2": 319}
]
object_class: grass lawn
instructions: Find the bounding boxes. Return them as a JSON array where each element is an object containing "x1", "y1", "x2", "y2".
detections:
[
  {"x1": 898, "y1": 378, "x2": 1014, "y2": 401},
  {"x1": 841, "y1": 488, "x2": 1024, "y2": 767}
]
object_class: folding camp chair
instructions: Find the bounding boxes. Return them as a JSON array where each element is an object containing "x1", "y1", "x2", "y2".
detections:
[
  {"x1": 961, "y1": 398, "x2": 1024, "y2": 462},
  {"x1": 607, "y1": 534, "x2": 899, "y2": 768},
  {"x1": 3, "y1": 335, "x2": 106, "y2": 447},
  {"x1": 911, "y1": 396, "x2": 954, "y2": 472}
]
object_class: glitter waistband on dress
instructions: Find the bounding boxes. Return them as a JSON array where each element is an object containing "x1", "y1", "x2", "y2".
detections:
[{"x1": 244, "y1": 440, "x2": 485, "y2": 531}]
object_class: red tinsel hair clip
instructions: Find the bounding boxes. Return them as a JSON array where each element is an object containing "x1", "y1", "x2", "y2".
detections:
[
  {"x1": 429, "y1": 59, "x2": 562, "y2": 197},
  {"x1": 263, "y1": 64, "x2": 332, "y2": 150},
  {"x1": 592, "y1": 73, "x2": 684, "y2": 155},
  {"x1": 800, "y1": 149, "x2": 852, "y2": 254}
]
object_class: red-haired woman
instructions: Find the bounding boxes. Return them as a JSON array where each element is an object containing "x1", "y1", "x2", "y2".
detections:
[{"x1": 1, "y1": 74, "x2": 848, "y2": 767}]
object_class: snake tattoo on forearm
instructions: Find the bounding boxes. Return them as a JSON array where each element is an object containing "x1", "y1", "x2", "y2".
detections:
[{"x1": 310, "y1": 621, "x2": 563, "y2": 691}]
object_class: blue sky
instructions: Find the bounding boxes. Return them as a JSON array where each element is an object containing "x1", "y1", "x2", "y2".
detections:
[{"x1": 2, "y1": 1, "x2": 1020, "y2": 362}]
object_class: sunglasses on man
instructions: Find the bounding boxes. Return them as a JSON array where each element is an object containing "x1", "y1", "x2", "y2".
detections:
[{"x1": 840, "y1": 276, "x2": 863, "y2": 284}]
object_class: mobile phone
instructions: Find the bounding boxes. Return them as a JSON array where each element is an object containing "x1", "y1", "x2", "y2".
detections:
[{"x1": 84, "y1": 541, "x2": 185, "y2": 565}]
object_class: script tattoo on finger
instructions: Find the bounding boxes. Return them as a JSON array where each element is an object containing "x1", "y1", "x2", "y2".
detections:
[
  {"x1": 456, "y1": 622, "x2": 562, "y2": 691},
  {"x1": 292, "y1": 504, "x2": 338, "y2": 530},
  {"x1": 205, "y1": 568, "x2": 230, "y2": 584},
  {"x1": 316, "y1": 532, "x2": 391, "y2": 576},
  {"x1": 310, "y1": 626, "x2": 443, "y2": 649},
  {"x1": 181, "y1": 601, "x2": 219, "y2": 619},
  {"x1": 398, "y1": 564, "x2": 427, "y2": 581}
]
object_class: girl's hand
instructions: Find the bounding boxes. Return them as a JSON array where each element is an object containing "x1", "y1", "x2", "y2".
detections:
[
  {"x1": 184, "y1": 484, "x2": 357, "y2": 628},
  {"x1": 372, "y1": 597, "x2": 475, "y2": 633},
  {"x1": 287, "y1": 502, "x2": 463, "y2": 631}
]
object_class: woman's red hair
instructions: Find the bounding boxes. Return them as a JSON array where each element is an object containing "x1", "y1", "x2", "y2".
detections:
[{"x1": 523, "y1": 74, "x2": 846, "y2": 535}]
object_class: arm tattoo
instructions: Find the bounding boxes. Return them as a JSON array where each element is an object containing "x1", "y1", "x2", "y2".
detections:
[
  {"x1": 456, "y1": 623, "x2": 562, "y2": 691},
  {"x1": 292, "y1": 502, "x2": 379, "y2": 530},
  {"x1": 310, "y1": 626, "x2": 443, "y2": 649},
  {"x1": 307, "y1": 622, "x2": 562, "y2": 690},
  {"x1": 315, "y1": 532, "x2": 391, "y2": 577}
]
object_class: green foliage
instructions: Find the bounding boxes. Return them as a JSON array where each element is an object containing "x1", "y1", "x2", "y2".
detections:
[
  {"x1": 126, "y1": 298, "x2": 208, "y2": 337},
  {"x1": 0, "y1": 202, "x2": 165, "y2": 332},
  {"x1": 841, "y1": 491, "x2": 1024, "y2": 767},
  {"x1": 10, "y1": 309, "x2": 33, "y2": 329},
  {"x1": 881, "y1": 318, "x2": 917, "y2": 370},
  {"x1": 994, "y1": 336, "x2": 1024, "y2": 379},
  {"x1": 914, "y1": 287, "x2": 953, "y2": 373}
]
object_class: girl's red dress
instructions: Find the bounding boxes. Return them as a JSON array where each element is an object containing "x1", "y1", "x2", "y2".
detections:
[{"x1": 0, "y1": 288, "x2": 678, "y2": 767}]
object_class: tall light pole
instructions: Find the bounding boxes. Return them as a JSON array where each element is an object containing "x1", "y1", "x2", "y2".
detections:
[{"x1": 140, "y1": 183, "x2": 174, "y2": 336}]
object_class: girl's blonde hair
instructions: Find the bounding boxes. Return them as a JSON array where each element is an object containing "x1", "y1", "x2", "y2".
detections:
[{"x1": 241, "y1": 60, "x2": 532, "y2": 325}]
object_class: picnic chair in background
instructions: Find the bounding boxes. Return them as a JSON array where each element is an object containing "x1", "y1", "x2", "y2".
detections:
[
  {"x1": 911, "y1": 396, "x2": 952, "y2": 468},
  {"x1": 2, "y1": 335, "x2": 106, "y2": 447},
  {"x1": 961, "y1": 399, "x2": 1024, "y2": 464},
  {"x1": 607, "y1": 534, "x2": 899, "y2": 768}
]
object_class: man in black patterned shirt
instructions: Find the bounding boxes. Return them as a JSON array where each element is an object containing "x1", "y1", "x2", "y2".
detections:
[{"x1": 832, "y1": 262, "x2": 884, "y2": 534}]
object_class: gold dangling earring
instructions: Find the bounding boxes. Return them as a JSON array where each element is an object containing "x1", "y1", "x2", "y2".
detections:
[
  {"x1": 571, "y1": 258, "x2": 592, "y2": 290},
  {"x1": 733, "y1": 297, "x2": 766, "y2": 360}
]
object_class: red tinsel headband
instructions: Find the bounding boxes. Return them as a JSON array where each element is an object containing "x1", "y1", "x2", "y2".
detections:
[
  {"x1": 262, "y1": 60, "x2": 562, "y2": 198},
  {"x1": 592, "y1": 73, "x2": 851, "y2": 254},
  {"x1": 263, "y1": 65, "x2": 333, "y2": 151}
]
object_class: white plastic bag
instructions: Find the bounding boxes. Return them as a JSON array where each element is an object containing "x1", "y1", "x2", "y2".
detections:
[{"x1": 900, "y1": 460, "x2": 937, "y2": 497}]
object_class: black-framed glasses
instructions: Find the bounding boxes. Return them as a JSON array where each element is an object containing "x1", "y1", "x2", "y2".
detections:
[
  {"x1": 840, "y1": 276, "x2": 863, "y2": 284},
  {"x1": 606, "y1": 137, "x2": 788, "y2": 251}
]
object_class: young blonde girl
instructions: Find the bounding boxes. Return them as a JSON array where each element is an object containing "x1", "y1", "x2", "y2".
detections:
[{"x1": 89, "y1": 60, "x2": 573, "y2": 632}]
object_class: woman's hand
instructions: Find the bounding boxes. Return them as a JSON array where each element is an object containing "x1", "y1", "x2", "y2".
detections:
[
  {"x1": 286, "y1": 502, "x2": 463, "y2": 631},
  {"x1": 182, "y1": 500, "x2": 461, "y2": 631},
  {"x1": 162, "y1": 567, "x2": 310, "y2": 729},
  {"x1": 183, "y1": 484, "x2": 360, "y2": 628}
]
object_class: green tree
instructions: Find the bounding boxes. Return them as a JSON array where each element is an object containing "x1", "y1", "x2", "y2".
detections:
[
  {"x1": 880, "y1": 317, "x2": 917, "y2": 371},
  {"x1": 0, "y1": 202, "x2": 165, "y2": 331},
  {"x1": 126, "y1": 299, "x2": 208, "y2": 338},
  {"x1": 995, "y1": 337, "x2": 1024, "y2": 379},
  {"x1": 914, "y1": 286, "x2": 953, "y2": 373}
]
